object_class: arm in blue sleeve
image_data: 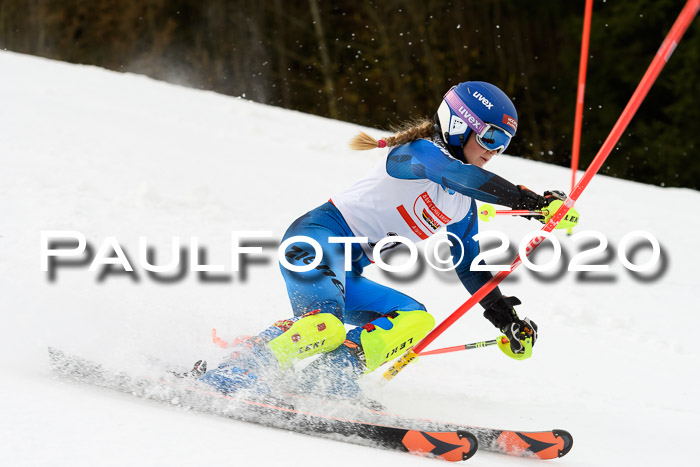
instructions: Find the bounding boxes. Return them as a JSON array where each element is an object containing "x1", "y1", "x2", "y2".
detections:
[
  {"x1": 446, "y1": 200, "x2": 503, "y2": 310},
  {"x1": 386, "y1": 139, "x2": 523, "y2": 207}
]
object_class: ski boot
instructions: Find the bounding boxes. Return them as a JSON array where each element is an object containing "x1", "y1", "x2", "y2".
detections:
[
  {"x1": 298, "y1": 309, "x2": 435, "y2": 408},
  {"x1": 199, "y1": 310, "x2": 347, "y2": 395},
  {"x1": 198, "y1": 335, "x2": 278, "y2": 394}
]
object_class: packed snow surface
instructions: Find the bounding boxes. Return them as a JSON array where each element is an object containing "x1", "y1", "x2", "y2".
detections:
[{"x1": 1, "y1": 51, "x2": 698, "y2": 466}]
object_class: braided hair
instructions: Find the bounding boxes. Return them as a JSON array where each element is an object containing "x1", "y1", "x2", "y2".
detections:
[{"x1": 349, "y1": 119, "x2": 436, "y2": 151}]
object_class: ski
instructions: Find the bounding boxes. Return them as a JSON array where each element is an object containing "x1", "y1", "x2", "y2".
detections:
[
  {"x1": 48, "y1": 348, "x2": 477, "y2": 462},
  {"x1": 265, "y1": 391, "x2": 572, "y2": 459},
  {"x1": 48, "y1": 348, "x2": 572, "y2": 460},
  {"x1": 465, "y1": 426, "x2": 572, "y2": 459}
]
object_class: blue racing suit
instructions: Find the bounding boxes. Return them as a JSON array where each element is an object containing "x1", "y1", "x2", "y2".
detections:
[{"x1": 279, "y1": 137, "x2": 525, "y2": 325}]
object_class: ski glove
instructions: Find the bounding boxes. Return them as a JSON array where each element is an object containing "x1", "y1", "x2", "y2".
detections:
[
  {"x1": 516, "y1": 186, "x2": 567, "y2": 223},
  {"x1": 515, "y1": 186, "x2": 547, "y2": 211},
  {"x1": 483, "y1": 296, "x2": 538, "y2": 355},
  {"x1": 501, "y1": 317, "x2": 538, "y2": 355}
]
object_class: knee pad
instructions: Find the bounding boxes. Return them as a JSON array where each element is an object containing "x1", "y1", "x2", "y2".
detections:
[
  {"x1": 355, "y1": 310, "x2": 435, "y2": 373},
  {"x1": 267, "y1": 311, "x2": 346, "y2": 369}
]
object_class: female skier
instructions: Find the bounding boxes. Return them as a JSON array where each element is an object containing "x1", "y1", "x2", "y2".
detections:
[{"x1": 201, "y1": 81, "x2": 563, "y2": 398}]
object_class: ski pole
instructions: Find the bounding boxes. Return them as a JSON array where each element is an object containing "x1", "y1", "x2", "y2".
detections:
[
  {"x1": 418, "y1": 337, "x2": 506, "y2": 356},
  {"x1": 383, "y1": 0, "x2": 700, "y2": 383},
  {"x1": 486, "y1": 210, "x2": 543, "y2": 217},
  {"x1": 478, "y1": 203, "x2": 580, "y2": 230},
  {"x1": 478, "y1": 204, "x2": 544, "y2": 221}
]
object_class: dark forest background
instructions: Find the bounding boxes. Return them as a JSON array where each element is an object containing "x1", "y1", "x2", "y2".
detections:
[{"x1": 1, "y1": 0, "x2": 698, "y2": 189}]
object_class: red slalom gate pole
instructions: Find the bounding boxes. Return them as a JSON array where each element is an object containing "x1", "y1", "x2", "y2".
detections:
[
  {"x1": 383, "y1": 0, "x2": 699, "y2": 381},
  {"x1": 570, "y1": 0, "x2": 594, "y2": 192},
  {"x1": 568, "y1": 0, "x2": 698, "y2": 205}
]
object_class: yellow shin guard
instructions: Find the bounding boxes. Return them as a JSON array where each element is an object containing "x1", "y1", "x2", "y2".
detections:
[
  {"x1": 358, "y1": 310, "x2": 435, "y2": 373},
  {"x1": 267, "y1": 312, "x2": 346, "y2": 369}
]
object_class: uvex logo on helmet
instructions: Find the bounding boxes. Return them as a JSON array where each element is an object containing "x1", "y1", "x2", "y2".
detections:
[
  {"x1": 473, "y1": 92, "x2": 494, "y2": 109},
  {"x1": 457, "y1": 106, "x2": 483, "y2": 129}
]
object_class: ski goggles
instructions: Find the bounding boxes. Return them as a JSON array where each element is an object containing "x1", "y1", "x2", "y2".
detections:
[
  {"x1": 474, "y1": 123, "x2": 513, "y2": 155},
  {"x1": 443, "y1": 87, "x2": 514, "y2": 155}
]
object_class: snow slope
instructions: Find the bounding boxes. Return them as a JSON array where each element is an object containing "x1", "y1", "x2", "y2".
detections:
[{"x1": 1, "y1": 51, "x2": 698, "y2": 466}]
